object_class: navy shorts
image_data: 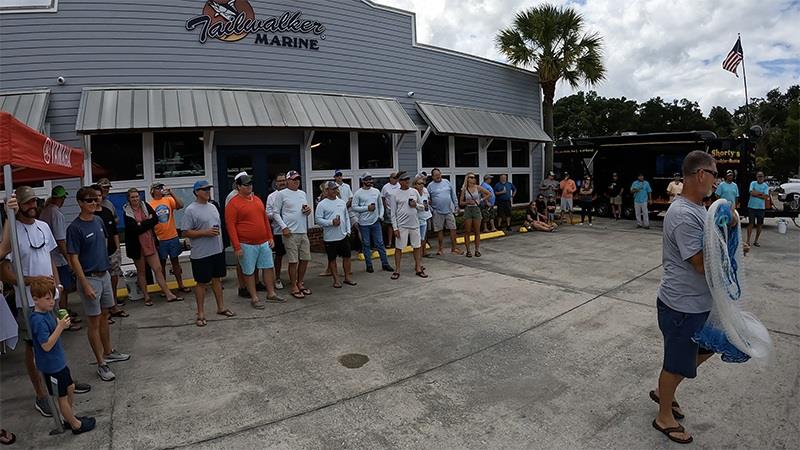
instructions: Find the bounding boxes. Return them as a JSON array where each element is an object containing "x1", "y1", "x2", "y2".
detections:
[
  {"x1": 158, "y1": 237, "x2": 182, "y2": 260},
  {"x1": 272, "y1": 235, "x2": 287, "y2": 256},
  {"x1": 748, "y1": 208, "x2": 765, "y2": 225},
  {"x1": 190, "y1": 252, "x2": 226, "y2": 284},
  {"x1": 657, "y1": 298, "x2": 712, "y2": 378},
  {"x1": 43, "y1": 366, "x2": 74, "y2": 398},
  {"x1": 325, "y1": 238, "x2": 351, "y2": 261},
  {"x1": 57, "y1": 265, "x2": 75, "y2": 291}
]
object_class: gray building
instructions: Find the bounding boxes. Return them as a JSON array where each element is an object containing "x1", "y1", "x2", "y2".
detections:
[{"x1": 0, "y1": 0, "x2": 549, "y2": 223}]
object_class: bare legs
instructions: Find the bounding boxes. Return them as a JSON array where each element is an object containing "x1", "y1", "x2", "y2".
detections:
[
  {"x1": 160, "y1": 256, "x2": 186, "y2": 291},
  {"x1": 86, "y1": 310, "x2": 112, "y2": 365},
  {"x1": 24, "y1": 344, "x2": 47, "y2": 400},
  {"x1": 194, "y1": 278, "x2": 228, "y2": 321},
  {"x1": 58, "y1": 385, "x2": 81, "y2": 429},
  {"x1": 654, "y1": 352, "x2": 715, "y2": 441},
  {"x1": 136, "y1": 255, "x2": 178, "y2": 304}
]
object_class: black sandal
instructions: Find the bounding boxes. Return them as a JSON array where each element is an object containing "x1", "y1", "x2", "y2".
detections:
[
  {"x1": 652, "y1": 420, "x2": 692, "y2": 444},
  {"x1": 391, "y1": 272, "x2": 400, "y2": 280},
  {"x1": 649, "y1": 390, "x2": 684, "y2": 419},
  {"x1": 416, "y1": 271, "x2": 429, "y2": 278},
  {"x1": 0, "y1": 429, "x2": 16, "y2": 445}
]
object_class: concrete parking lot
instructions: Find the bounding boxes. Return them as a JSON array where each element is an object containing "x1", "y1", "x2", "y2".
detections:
[{"x1": 1, "y1": 218, "x2": 798, "y2": 449}]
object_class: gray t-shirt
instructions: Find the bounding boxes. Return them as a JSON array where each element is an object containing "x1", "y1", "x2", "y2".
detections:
[
  {"x1": 540, "y1": 179, "x2": 560, "y2": 199},
  {"x1": 39, "y1": 203, "x2": 68, "y2": 267},
  {"x1": 182, "y1": 201, "x2": 223, "y2": 260},
  {"x1": 656, "y1": 196, "x2": 712, "y2": 313}
]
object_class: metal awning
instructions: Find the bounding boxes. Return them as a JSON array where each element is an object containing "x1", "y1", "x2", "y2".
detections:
[
  {"x1": 0, "y1": 89, "x2": 50, "y2": 132},
  {"x1": 76, "y1": 87, "x2": 417, "y2": 133},
  {"x1": 416, "y1": 101, "x2": 551, "y2": 142}
]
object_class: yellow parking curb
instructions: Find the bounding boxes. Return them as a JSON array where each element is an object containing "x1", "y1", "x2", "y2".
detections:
[
  {"x1": 117, "y1": 279, "x2": 197, "y2": 298},
  {"x1": 455, "y1": 230, "x2": 506, "y2": 244},
  {"x1": 357, "y1": 244, "x2": 431, "y2": 261}
]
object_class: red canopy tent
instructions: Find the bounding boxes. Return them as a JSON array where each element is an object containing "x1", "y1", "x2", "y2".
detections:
[{"x1": 1, "y1": 111, "x2": 84, "y2": 434}]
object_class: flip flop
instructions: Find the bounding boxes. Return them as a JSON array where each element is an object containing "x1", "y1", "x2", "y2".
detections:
[
  {"x1": 649, "y1": 390, "x2": 684, "y2": 419},
  {"x1": 333, "y1": 283, "x2": 342, "y2": 288},
  {"x1": 451, "y1": 248, "x2": 463, "y2": 255},
  {"x1": 144, "y1": 299, "x2": 154, "y2": 307},
  {"x1": 0, "y1": 429, "x2": 16, "y2": 445},
  {"x1": 110, "y1": 309, "x2": 129, "y2": 318},
  {"x1": 179, "y1": 287, "x2": 192, "y2": 293},
  {"x1": 290, "y1": 291, "x2": 305, "y2": 299},
  {"x1": 195, "y1": 318, "x2": 207, "y2": 327},
  {"x1": 391, "y1": 272, "x2": 400, "y2": 280},
  {"x1": 474, "y1": 251, "x2": 481, "y2": 257},
  {"x1": 343, "y1": 280, "x2": 357, "y2": 286},
  {"x1": 753, "y1": 242, "x2": 760, "y2": 247},
  {"x1": 652, "y1": 420, "x2": 692, "y2": 444},
  {"x1": 416, "y1": 271, "x2": 429, "y2": 278},
  {"x1": 435, "y1": 250, "x2": 443, "y2": 256},
  {"x1": 300, "y1": 288, "x2": 312, "y2": 295},
  {"x1": 250, "y1": 300, "x2": 265, "y2": 310},
  {"x1": 216, "y1": 309, "x2": 236, "y2": 317},
  {"x1": 167, "y1": 296, "x2": 184, "y2": 303}
]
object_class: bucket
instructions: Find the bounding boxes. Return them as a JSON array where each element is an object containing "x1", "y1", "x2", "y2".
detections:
[
  {"x1": 777, "y1": 219, "x2": 787, "y2": 235},
  {"x1": 123, "y1": 271, "x2": 143, "y2": 301}
]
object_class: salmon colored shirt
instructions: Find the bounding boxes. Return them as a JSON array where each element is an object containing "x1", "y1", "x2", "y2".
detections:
[
  {"x1": 559, "y1": 179, "x2": 577, "y2": 199},
  {"x1": 149, "y1": 196, "x2": 179, "y2": 241},
  {"x1": 225, "y1": 193, "x2": 274, "y2": 251}
]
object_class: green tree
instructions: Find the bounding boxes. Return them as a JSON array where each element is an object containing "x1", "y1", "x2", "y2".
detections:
[
  {"x1": 496, "y1": 3, "x2": 605, "y2": 171},
  {"x1": 708, "y1": 106, "x2": 734, "y2": 137}
]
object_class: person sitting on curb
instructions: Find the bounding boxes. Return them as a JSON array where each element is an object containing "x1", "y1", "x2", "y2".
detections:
[
  {"x1": 315, "y1": 181, "x2": 357, "y2": 288},
  {"x1": 523, "y1": 200, "x2": 556, "y2": 232},
  {"x1": 28, "y1": 279, "x2": 96, "y2": 434}
]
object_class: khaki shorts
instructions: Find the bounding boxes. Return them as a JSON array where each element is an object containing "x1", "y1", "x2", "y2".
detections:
[
  {"x1": 109, "y1": 249, "x2": 123, "y2": 277},
  {"x1": 284, "y1": 233, "x2": 311, "y2": 263},
  {"x1": 610, "y1": 195, "x2": 623, "y2": 205},
  {"x1": 432, "y1": 212, "x2": 456, "y2": 232},
  {"x1": 396, "y1": 227, "x2": 421, "y2": 249}
]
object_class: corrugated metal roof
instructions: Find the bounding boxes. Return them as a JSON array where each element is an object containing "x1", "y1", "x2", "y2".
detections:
[
  {"x1": 416, "y1": 101, "x2": 551, "y2": 142},
  {"x1": 0, "y1": 89, "x2": 50, "y2": 131},
  {"x1": 76, "y1": 87, "x2": 417, "y2": 133}
]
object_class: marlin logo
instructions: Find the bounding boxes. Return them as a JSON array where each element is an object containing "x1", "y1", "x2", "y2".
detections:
[{"x1": 207, "y1": 0, "x2": 237, "y2": 22}]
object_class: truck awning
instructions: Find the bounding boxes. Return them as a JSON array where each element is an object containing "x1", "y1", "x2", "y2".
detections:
[
  {"x1": 416, "y1": 101, "x2": 551, "y2": 142},
  {"x1": 0, "y1": 89, "x2": 50, "y2": 132},
  {"x1": 76, "y1": 87, "x2": 417, "y2": 133}
]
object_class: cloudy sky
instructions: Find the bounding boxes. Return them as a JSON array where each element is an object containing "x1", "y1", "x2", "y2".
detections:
[{"x1": 379, "y1": 0, "x2": 800, "y2": 113}]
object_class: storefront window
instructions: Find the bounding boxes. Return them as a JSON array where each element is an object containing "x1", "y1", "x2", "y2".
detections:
[
  {"x1": 511, "y1": 141, "x2": 530, "y2": 167},
  {"x1": 311, "y1": 132, "x2": 350, "y2": 171},
  {"x1": 487, "y1": 140, "x2": 508, "y2": 167},
  {"x1": 454, "y1": 137, "x2": 478, "y2": 167},
  {"x1": 153, "y1": 132, "x2": 205, "y2": 178},
  {"x1": 358, "y1": 132, "x2": 393, "y2": 169},
  {"x1": 91, "y1": 134, "x2": 144, "y2": 181},
  {"x1": 513, "y1": 173, "x2": 531, "y2": 204},
  {"x1": 422, "y1": 134, "x2": 448, "y2": 168}
]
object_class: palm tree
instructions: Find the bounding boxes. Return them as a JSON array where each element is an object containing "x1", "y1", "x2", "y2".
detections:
[{"x1": 497, "y1": 4, "x2": 605, "y2": 171}]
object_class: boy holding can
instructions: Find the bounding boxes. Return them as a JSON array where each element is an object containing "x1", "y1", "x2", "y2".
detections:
[{"x1": 29, "y1": 279, "x2": 96, "y2": 434}]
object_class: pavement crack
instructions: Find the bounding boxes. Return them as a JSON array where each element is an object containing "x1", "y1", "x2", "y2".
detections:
[{"x1": 160, "y1": 261, "x2": 664, "y2": 449}]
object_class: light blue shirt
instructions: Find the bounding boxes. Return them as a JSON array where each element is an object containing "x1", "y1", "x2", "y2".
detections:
[
  {"x1": 630, "y1": 180, "x2": 652, "y2": 204},
  {"x1": 427, "y1": 179, "x2": 457, "y2": 214},
  {"x1": 272, "y1": 189, "x2": 309, "y2": 234},
  {"x1": 315, "y1": 197, "x2": 350, "y2": 242},
  {"x1": 747, "y1": 181, "x2": 769, "y2": 210},
  {"x1": 351, "y1": 187, "x2": 384, "y2": 226},
  {"x1": 480, "y1": 182, "x2": 496, "y2": 206},
  {"x1": 715, "y1": 181, "x2": 739, "y2": 206}
]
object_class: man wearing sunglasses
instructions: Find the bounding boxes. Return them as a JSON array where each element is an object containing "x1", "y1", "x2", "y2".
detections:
[{"x1": 67, "y1": 187, "x2": 131, "y2": 382}]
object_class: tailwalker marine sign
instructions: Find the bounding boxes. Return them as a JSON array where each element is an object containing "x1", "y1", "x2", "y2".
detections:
[{"x1": 186, "y1": 0, "x2": 327, "y2": 50}]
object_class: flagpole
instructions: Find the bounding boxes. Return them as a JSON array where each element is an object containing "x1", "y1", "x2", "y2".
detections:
[{"x1": 739, "y1": 33, "x2": 750, "y2": 124}]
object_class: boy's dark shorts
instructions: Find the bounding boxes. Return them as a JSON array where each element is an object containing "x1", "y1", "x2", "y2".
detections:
[
  {"x1": 325, "y1": 238, "x2": 351, "y2": 261},
  {"x1": 43, "y1": 366, "x2": 74, "y2": 398},
  {"x1": 656, "y1": 298, "x2": 713, "y2": 379},
  {"x1": 748, "y1": 208, "x2": 765, "y2": 225},
  {"x1": 191, "y1": 252, "x2": 226, "y2": 284},
  {"x1": 272, "y1": 235, "x2": 287, "y2": 256}
]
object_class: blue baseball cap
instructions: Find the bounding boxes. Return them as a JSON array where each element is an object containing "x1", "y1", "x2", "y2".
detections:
[
  {"x1": 193, "y1": 180, "x2": 213, "y2": 193},
  {"x1": 334, "y1": 169, "x2": 343, "y2": 177}
]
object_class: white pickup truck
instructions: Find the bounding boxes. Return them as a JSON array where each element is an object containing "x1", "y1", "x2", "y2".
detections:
[{"x1": 776, "y1": 178, "x2": 800, "y2": 213}]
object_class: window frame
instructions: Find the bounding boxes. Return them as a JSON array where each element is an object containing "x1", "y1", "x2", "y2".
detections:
[{"x1": 0, "y1": 0, "x2": 58, "y2": 14}]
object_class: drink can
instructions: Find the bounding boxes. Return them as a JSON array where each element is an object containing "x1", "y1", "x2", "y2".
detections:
[{"x1": 57, "y1": 309, "x2": 69, "y2": 320}]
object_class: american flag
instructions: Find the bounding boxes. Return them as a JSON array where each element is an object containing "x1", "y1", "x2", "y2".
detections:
[{"x1": 723, "y1": 37, "x2": 744, "y2": 76}]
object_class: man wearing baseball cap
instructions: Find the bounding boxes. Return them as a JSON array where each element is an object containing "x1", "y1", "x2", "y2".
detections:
[
  {"x1": 480, "y1": 174, "x2": 497, "y2": 233},
  {"x1": 351, "y1": 172, "x2": 393, "y2": 273},
  {"x1": 148, "y1": 182, "x2": 189, "y2": 294},
  {"x1": 715, "y1": 170, "x2": 739, "y2": 207},
  {"x1": 272, "y1": 170, "x2": 313, "y2": 299},
  {"x1": 315, "y1": 181, "x2": 356, "y2": 288},
  {"x1": 39, "y1": 186, "x2": 82, "y2": 332},
  {"x1": 183, "y1": 180, "x2": 235, "y2": 325},
  {"x1": 380, "y1": 171, "x2": 401, "y2": 248},
  {"x1": 667, "y1": 173, "x2": 684, "y2": 203}
]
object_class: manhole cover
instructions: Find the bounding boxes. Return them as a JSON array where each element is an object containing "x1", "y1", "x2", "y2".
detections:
[{"x1": 338, "y1": 353, "x2": 369, "y2": 369}]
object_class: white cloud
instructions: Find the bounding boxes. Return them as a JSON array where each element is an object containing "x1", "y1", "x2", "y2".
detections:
[{"x1": 377, "y1": 0, "x2": 800, "y2": 113}]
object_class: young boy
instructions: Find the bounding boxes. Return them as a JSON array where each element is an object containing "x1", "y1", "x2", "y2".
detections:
[
  {"x1": 546, "y1": 197, "x2": 557, "y2": 224},
  {"x1": 29, "y1": 279, "x2": 96, "y2": 434}
]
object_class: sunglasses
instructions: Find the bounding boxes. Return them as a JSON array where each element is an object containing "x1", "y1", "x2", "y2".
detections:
[
  {"x1": 240, "y1": 182, "x2": 253, "y2": 187},
  {"x1": 79, "y1": 197, "x2": 99, "y2": 203},
  {"x1": 23, "y1": 225, "x2": 47, "y2": 250},
  {"x1": 697, "y1": 168, "x2": 718, "y2": 178},
  {"x1": 197, "y1": 187, "x2": 212, "y2": 192}
]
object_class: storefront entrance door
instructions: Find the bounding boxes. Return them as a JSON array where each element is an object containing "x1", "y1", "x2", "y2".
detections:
[{"x1": 216, "y1": 146, "x2": 301, "y2": 203}]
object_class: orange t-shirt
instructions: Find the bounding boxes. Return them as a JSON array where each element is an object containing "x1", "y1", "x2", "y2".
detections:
[
  {"x1": 559, "y1": 179, "x2": 577, "y2": 199},
  {"x1": 149, "y1": 196, "x2": 178, "y2": 241},
  {"x1": 224, "y1": 194, "x2": 274, "y2": 251}
]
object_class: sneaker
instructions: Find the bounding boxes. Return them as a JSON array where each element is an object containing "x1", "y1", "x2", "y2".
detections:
[
  {"x1": 104, "y1": 350, "x2": 131, "y2": 364},
  {"x1": 365, "y1": 266, "x2": 374, "y2": 273},
  {"x1": 381, "y1": 265, "x2": 394, "y2": 272},
  {"x1": 71, "y1": 416, "x2": 96, "y2": 435},
  {"x1": 74, "y1": 382, "x2": 91, "y2": 394},
  {"x1": 35, "y1": 397, "x2": 53, "y2": 417},
  {"x1": 238, "y1": 288, "x2": 249, "y2": 298},
  {"x1": 274, "y1": 279, "x2": 284, "y2": 290},
  {"x1": 97, "y1": 364, "x2": 116, "y2": 381}
]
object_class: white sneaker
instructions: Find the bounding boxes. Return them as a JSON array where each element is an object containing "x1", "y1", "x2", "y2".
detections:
[
  {"x1": 97, "y1": 364, "x2": 115, "y2": 382},
  {"x1": 274, "y1": 279, "x2": 284, "y2": 290}
]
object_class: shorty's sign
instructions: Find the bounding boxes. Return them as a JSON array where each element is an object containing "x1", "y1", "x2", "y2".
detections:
[
  {"x1": 42, "y1": 138, "x2": 73, "y2": 168},
  {"x1": 711, "y1": 148, "x2": 741, "y2": 164},
  {"x1": 186, "y1": 0, "x2": 326, "y2": 50}
]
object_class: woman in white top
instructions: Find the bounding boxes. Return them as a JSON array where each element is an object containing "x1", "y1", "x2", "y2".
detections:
[
  {"x1": 414, "y1": 175, "x2": 432, "y2": 258},
  {"x1": 459, "y1": 172, "x2": 492, "y2": 257}
]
